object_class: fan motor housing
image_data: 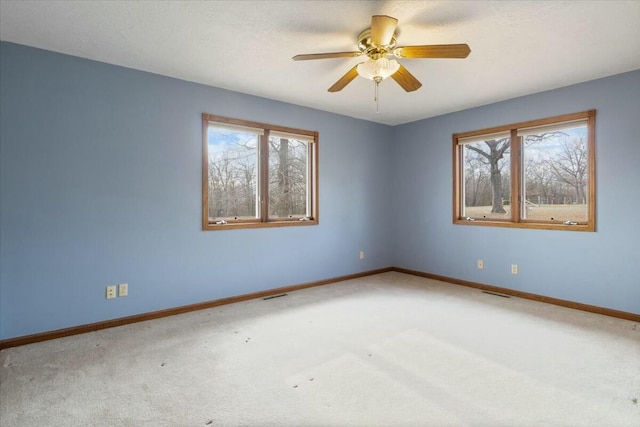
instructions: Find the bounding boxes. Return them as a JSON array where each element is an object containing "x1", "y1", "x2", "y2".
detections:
[{"x1": 357, "y1": 28, "x2": 397, "y2": 58}]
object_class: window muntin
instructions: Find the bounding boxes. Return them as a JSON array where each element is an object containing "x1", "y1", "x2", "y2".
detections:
[
  {"x1": 203, "y1": 114, "x2": 318, "y2": 230},
  {"x1": 453, "y1": 110, "x2": 595, "y2": 231}
]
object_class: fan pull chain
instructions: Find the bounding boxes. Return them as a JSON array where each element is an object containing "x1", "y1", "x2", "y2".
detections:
[{"x1": 374, "y1": 80, "x2": 380, "y2": 113}]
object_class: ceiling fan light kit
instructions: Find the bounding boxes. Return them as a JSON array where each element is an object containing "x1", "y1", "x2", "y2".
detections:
[
  {"x1": 356, "y1": 57, "x2": 400, "y2": 112},
  {"x1": 356, "y1": 57, "x2": 400, "y2": 81},
  {"x1": 293, "y1": 14, "x2": 471, "y2": 111}
]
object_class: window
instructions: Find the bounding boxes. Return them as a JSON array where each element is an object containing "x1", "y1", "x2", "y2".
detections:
[
  {"x1": 202, "y1": 114, "x2": 318, "y2": 230},
  {"x1": 453, "y1": 110, "x2": 595, "y2": 231}
]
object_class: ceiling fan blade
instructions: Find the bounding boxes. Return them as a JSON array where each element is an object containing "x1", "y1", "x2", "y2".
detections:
[
  {"x1": 391, "y1": 65, "x2": 422, "y2": 92},
  {"x1": 328, "y1": 65, "x2": 360, "y2": 92},
  {"x1": 394, "y1": 44, "x2": 471, "y2": 59},
  {"x1": 371, "y1": 15, "x2": 398, "y2": 46},
  {"x1": 293, "y1": 52, "x2": 361, "y2": 61}
]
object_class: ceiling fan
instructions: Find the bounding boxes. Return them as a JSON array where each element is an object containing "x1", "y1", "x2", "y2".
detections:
[{"x1": 293, "y1": 15, "x2": 470, "y2": 103}]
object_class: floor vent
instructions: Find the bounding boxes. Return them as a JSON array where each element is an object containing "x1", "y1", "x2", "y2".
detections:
[
  {"x1": 482, "y1": 291, "x2": 511, "y2": 298},
  {"x1": 263, "y1": 293, "x2": 288, "y2": 301}
]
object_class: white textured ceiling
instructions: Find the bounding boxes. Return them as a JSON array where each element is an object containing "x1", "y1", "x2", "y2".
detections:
[{"x1": 1, "y1": 1, "x2": 639, "y2": 125}]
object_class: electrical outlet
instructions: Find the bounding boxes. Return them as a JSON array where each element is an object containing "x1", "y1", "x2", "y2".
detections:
[
  {"x1": 511, "y1": 264, "x2": 519, "y2": 275},
  {"x1": 106, "y1": 285, "x2": 117, "y2": 299},
  {"x1": 477, "y1": 259, "x2": 484, "y2": 269},
  {"x1": 118, "y1": 283, "x2": 128, "y2": 297},
  {"x1": 359, "y1": 251, "x2": 364, "y2": 260}
]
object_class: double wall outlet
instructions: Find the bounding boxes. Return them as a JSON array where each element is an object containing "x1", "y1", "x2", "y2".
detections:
[
  {"x1": 106, "y1": 285, "x2": 117, "y2": 299},
  {"x1": 511, "y1": 264, "x2": 519, "y2": 275},
  {"x1": 477, "y1": 259, "x2": 484, "y2": 269},
  {"x1": 359, "y1": 251, "x2": 365, "y2": 260}
]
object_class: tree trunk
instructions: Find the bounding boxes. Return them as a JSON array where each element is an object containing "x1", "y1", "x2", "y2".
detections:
[
  {"x1": 575, "y1": 183, "x2": 585, "y2": 204},
  {"x1": 490, "y1": 159, "x2": 506, "y2": 213},
  {"x1": 277, "y1": 138, "x2": 290, "y2": 216}
]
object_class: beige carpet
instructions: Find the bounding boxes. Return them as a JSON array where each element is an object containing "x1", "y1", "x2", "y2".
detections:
[{"x1": 1, "y1": 272, "x2": 639, "y2": 426}]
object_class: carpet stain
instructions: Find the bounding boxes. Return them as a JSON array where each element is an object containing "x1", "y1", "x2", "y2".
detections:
[
  {"x1": 205, "y1": 420, "x2": 213, "y2": 425},
  {"x1": 160, "y1": 363, "x2": 166, "y2": 367},
  {"x1": 632, "y1": 398, "x2": 638, "y2": 405},
  {"x1": 263, "y1": 293, "x2": 287, "y2": 300},
  {"x1": 293, "y1": 385, "x2": 298, "y2": 388}
]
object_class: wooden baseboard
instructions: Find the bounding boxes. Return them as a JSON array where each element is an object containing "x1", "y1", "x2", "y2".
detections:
[
  {"x1": 0, "y1": 267, "x2": 393, "y2": 350},
  {"x1": 2, "y1": 266, "x2": 637, "y2": 350},
  {"x1": 391, "y1": 267, "x2": 640, "y2": 322}
]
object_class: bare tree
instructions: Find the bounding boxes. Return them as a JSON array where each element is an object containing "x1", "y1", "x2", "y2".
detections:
[
  {"x1": 208, "y1": 131, "x2": 310, "y2": 219},
  {"x1": 524, "y1": 157, "x2": 554, "y2": 204},
  {"x1": 272, "y1": 138, "x2": 290, "y2": 216},
  {"x1": 462, "y1": 129, "x2": 584, "y2": 217},
  {"x1": 546, "y1": 137, "x2": 588, "y2": 204},
  {"x1": 464, "y1": 148, "x2": 490, "y2": 207},
  {"x1": 269, "y1": 138, "x2": 307, "y2": 217},
  {"x1": 208, "y1": 134, "x2": 257, "y2": 218},
  {"x1": 465, "y1": 138, "x2": 510, "y2": 213}
]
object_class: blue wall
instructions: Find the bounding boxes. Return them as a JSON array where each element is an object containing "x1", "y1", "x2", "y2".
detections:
[
  {"x1": 392, "y1": 70, "x2": 640, "y2": 314},
  {"x1": 0, "y1": 42, "x2": 394, "y2": 339},
  {"x1": 1, "y1": 42, "x2": 638, "y2": 340}
]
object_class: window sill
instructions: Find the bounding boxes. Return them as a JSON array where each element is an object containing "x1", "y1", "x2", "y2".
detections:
[
  {"x1": 453, "y1": 218, "x2": 594, "y2": 232},
  {"x1": 203, "y1": 219, "x2": 318, "y2": 231}
]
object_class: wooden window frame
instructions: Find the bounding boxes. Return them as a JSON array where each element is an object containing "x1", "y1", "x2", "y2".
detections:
[
  {"x1": 453, "y1": 110, "x2": 596, "y2": 232},
  {"x1": 202, "y1": 114, "x2": 319, "y2": 231}
]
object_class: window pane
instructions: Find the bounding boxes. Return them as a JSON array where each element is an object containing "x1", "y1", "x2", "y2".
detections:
[
  {"x1": 461, "y1": 137, "x2": 511, "y2": 219},
  {"x1": 207, "y1": 125, "x2": 258, "y2": 220},
  {"x1": 522, "y1": 124, "x2": 588, "y2": 222},
  {"x1": 268, "y1": 136, "x2": 309, "y2": 219}
]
